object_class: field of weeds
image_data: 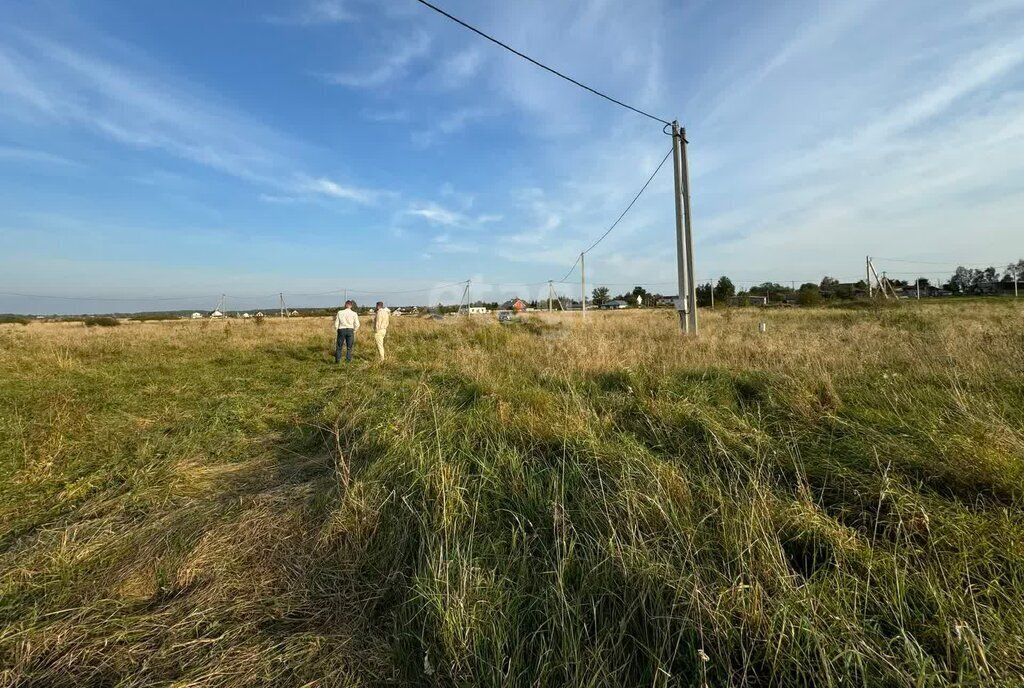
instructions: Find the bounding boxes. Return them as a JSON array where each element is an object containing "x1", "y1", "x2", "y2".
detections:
[{"x1": 2, "y1": 302, "x2": 1023, "y2": 686}]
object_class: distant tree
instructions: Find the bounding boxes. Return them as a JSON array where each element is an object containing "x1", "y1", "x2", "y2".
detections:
[
  {"x1": 798, "y1": 283, "x2": 822, "y2": 306},
  {"x1": 696, "y1": 282, "x2": 713, "y2": 307},
  {"x1": 630, "y1": 286, "x2": 649, "y2": 306},
  {"x1": 1006, "y1": 259, "x2": 1024, "y2": 281},
  {"x1": 819, "y1": 276, "x2": 840, "y2": 296},
  {"x1": 947, "y1": 266, "x2": 980, "y2": 293},
  {"x1": 713, "y1": 276, "x2": 736, "y2": 303},
  {"x1": 749, "y1": 282, "x2": 790, "y2": 299},
  {"x1": 592, "y1": 286, "x2": 610, "y2": 306}
]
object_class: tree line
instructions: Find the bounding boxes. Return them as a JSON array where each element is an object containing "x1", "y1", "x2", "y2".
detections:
[{"x1": 583, "y1": 258, "x2": 1023, "y2": 309}]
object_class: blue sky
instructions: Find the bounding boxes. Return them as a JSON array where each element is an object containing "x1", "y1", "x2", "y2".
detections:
[{"x1": 2, "y1": 0, "x2": 1024, "y2": 313}]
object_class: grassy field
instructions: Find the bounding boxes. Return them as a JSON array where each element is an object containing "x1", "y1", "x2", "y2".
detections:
[{"x1": 2, "y1": 303, "x2": 1023, "y2": 686}]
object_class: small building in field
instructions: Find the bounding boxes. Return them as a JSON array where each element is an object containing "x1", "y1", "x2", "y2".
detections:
[
  {"x1": 210, "y1": 310, "x2": 224, "y2": 319},
  {"x1": 601, "y1": 300, "x2": 629, "y2": 309},
  {"x1": 242, "y1": 313, "x2": 251, "y2": 319},
  {"x1": 467, "y1": 306, "x2": 488, "y2": 314},
  {"x1": 191, "y1": 312, "x2": 202, "y2": 319},
  {"x1": 729, "y1": 295, "x2": 768, "y2": 307}
]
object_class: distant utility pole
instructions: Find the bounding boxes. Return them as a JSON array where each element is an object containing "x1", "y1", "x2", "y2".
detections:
[
  {"x1": 671, "y1": 121, "x2": 697, "y2": 334},
  {"x1": 580, "y1": 253, "x2": 587, "y2": 318},
  {"x1": 548, "y1": 280, "x2": 553, "y2": 312},
  {"x1": 917, "y1": 279, "x2": 921, "y2": 300},
  {"x1": 279, "y1": 293, "x2": 287, "y2": 317},
  {"x1": 709, "y1": 281, "x2": 715, "y2": 310},
  {"x1": 1014, "y1": 268, "x2": 1019, "y2": 299},
  {"x1": 457, "y1": 280, "x2": 470, "y2": 314},
  {"x1": 867, "y1": 256, "x2": 873, "y2": 298},
  {"x1": 866, "y1": 257, "x2": 894, "y2": 299}
]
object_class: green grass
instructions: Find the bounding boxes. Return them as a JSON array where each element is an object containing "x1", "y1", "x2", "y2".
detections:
[{"x1": 1, "y1": 305, "x2": 1024, "y2": 686}]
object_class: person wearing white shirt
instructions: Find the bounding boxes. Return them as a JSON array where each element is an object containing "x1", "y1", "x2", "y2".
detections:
[
  {"x1": 373, "y1": 301, "x2": 391, "y2": 362},
  {"x1": 333, "y1": 301, "x2": 360, "y2": 363}
]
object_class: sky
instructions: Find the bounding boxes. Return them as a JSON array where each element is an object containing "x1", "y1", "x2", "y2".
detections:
[{"x1": 2, "y1": 0, "x2": 1024, "y2": 313}]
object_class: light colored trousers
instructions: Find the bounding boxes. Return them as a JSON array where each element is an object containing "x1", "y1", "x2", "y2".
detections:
[{"x1": 374, "y1": 329, "x2": 387, "y2": 360}]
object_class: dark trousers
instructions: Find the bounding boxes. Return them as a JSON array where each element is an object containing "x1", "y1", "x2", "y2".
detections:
[{"x1": 335, "y1": 328, "x2": 355, "y2": 363}]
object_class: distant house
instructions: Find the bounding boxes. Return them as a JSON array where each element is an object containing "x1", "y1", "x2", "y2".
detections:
[
  {"x1": 254, "y1": 312, "x2": 265, "y2": 319},
  {"x1": 899, "y1": 285, "x2": 943, "y2": 298},
  {"x1": 730, "y1": 295, "x2": 768, "y2": 307},
  {"x1": 501, "y1": 298, "x2": 527, "y2": 313},
  {"x1": 210, "y1": 310, "x2": 224, "y2": 319},
  {"x1": 467, "y1": 306, "x2": 488, "y2": 314},
  {"x1": 290, "y1": 310, "x2": 300, "y2": 316},
  {"x1": 601, "y1": 300, "x2": 629, "y2": 309},
  {"x1": 242, "y1": 313, "x2": 251, "y2": 319},
  {"x1": 191, "y1": 312, "x2": 202, "y2": 319},
  {"x1": 779, "y1": 292, "x2": 800, "y2": 305},
  {"x1": 658, "y1": 296, "x2": 678, "y2": 307}
]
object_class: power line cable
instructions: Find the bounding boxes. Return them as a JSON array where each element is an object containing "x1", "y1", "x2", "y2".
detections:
[
  {"x1": 559, "y1": 147, "x2": 673, "y2": 283},
  {"x1": 581, "y1": 148, "x2": 673, "y2": 255},
  {"x1": 412, "y1": 0, "x2": 671, "y2": 126}
]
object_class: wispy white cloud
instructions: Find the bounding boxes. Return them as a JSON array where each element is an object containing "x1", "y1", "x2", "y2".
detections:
[
  {"x1": 432, "y1": 232, "x2": 478, "y2": 254},
  {"x1": 361, "y1": 108, "x2": 410, "y2": 123},
  {"x1": 434, "y1": 46, "x2": 485, "y2": 89},
  {"x1": 0, "y1": 50, "x2": 57, "y2": 116},
  {"x1": 404, "y1": 199, "x2": 505, "y2": 231},
  {"x1": 780, "y1": 35, "x2": 1024, "y2": 179},
  {"x1": 295, "y1": 176, "x2": 385, "y2": 204},
  {"x1": 968, "y1": 0, "x2": 1024, "y2": 22},
  {"x1": 412, "y1": 106, "x2": 490, "y2": 146},
  {"x1": 326, "y1": 31, "x2": 430, "y2": 88},
  {"x1": 0, "y1": 30, "x2": 388, "y2": 203},
  {"x1": 0, "y1": 145, "x2": 78, "y2": 166},
  {"x1": 406, "y1": 201, "x2": 464, "y2": 227},
  {"x1": 265, "y1": 1, "x2": 355, "y2": 26}
]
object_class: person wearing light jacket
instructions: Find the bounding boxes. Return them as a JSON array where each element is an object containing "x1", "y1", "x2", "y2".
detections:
[
  {"x1": 333, "y1": 300, "x2": 360, "y2": 363},
  {"x1": 373, "y1": 301, "x2": 390, "y2": 362}
]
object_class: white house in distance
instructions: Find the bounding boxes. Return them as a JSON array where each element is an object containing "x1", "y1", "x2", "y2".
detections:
[
  {"x1": 467, "y1": 306, "x2": 487, "y2": 314},
  {"x1": 242, "y1": 313, "x2": 251, "y2": 319},
  {"x1": 191, "y1": 312, "x2": 202, "y2": 319},
  {"x1": 210, "y1": 310, "x2": 224, "y2": 319},
  {"x1": 601, "y1": 300, "x2": 629, "y2": 310}
]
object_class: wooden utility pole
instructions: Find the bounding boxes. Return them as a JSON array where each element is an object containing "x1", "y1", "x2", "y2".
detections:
[
  {"x1": 671, "y1": 121, "x2": 696, "y2": 334},
  {"x1": 548, "y1": 280, "x2": 553, "y2": 312},
  {"x1": 580, "y1": 253, "x2": 587, "y2": 318},
  {"x1": 867, "y1": 256, "x2": 873, "y2": 298}
]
